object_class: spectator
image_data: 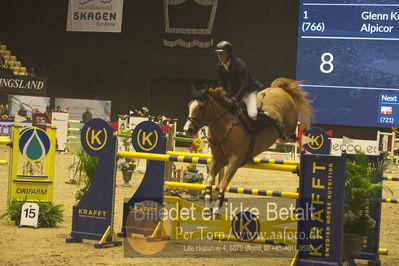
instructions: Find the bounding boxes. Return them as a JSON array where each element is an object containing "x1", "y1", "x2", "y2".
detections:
[
  {"x1": 29, "y1": 67, "x2": 36, "y2": 77},
  {"x1": 0, "y1": 57, "x2": 12, "y2": 75},
  {"x1": 4, "y1": 104, "x2": 9, "y2": 116},
  {"x1": 44, "y1": 106, "x2": 52, "y2": 123},
  {"x1": 55, "y1": 105, "x2": 62, "y2": 112},
  {"x1": 82, "y1": 107, "x2": 92, "y2": 124}
]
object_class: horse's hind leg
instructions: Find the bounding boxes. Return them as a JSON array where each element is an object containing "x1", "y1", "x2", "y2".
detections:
[{"x1": 204, "y1": 160, "x2": 225, "y2": 214}]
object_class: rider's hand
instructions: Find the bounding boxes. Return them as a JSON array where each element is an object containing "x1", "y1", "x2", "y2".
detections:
[
  {"x1": 230, "y1": 97, "x2": 237, "y2": 105},
  {"x1": 228, "y1": 97, "x2": 238, "y2": 111}
]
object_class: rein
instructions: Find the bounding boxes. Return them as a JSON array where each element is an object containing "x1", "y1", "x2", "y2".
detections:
[
  {"x1": 190, "y1": 95, "x2": 238, "y2": 163},
  {"x1": 187, "y1": 96, "x2": 229, "y2": 129}
]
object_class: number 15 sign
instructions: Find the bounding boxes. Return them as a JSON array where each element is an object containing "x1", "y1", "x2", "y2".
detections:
[{"x1": 19, "y1": 202, "x2": 39, "y2": 228}]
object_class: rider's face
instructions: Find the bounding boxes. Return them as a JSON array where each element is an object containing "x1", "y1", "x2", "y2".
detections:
[{"x1": 216, "y1": 51, "x2": 229, "y2": 64}]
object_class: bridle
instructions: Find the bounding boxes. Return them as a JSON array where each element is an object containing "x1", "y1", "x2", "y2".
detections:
[
  {"x1": 187, "y1": 95, "x2": 230, "y2": 131},
  {"x1": 187, "y1": 116, "x2": 204, "y2": 131},
  {"x1": 187, "y1": 95, "x2": 239, "y2": 164}
]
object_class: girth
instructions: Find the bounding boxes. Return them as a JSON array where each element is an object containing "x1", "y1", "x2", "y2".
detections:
[
  {"x1": 234, "y1": 103, "x2": 283, "y2": 137},
  {"x1": 233, "y1": 103, "x2": 284, "y2": 165}
]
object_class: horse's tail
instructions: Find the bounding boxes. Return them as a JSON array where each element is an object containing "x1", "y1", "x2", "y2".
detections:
[{"x1": 271, "y1": 77, "x2": 313, "y2": 129}]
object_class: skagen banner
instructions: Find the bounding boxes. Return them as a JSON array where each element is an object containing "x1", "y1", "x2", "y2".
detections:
[
  {"x1": 0, "y1": 75, "x2": 47, "y2": 95},
  {"x1": 66, "y1": 0, "x2": 124, "y2": 33}
]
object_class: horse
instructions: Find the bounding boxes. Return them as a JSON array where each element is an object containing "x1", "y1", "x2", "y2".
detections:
[{"x1": 183, "y1": 77, "x2": 313, "y2": 216}]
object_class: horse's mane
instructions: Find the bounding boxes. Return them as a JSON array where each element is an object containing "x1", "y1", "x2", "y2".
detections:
[{"x1": 208, "y1": 87, "x2": 230, "y2": 107}]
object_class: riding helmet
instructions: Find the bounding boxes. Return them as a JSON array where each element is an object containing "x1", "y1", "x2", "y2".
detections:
[{"x1": 215, "y1": 41, "x2": 233, "y2": 54}]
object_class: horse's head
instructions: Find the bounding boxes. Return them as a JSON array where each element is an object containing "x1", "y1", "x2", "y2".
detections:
[{"x1": 184, "y1": 85, "x2": 209, "y2": 137}]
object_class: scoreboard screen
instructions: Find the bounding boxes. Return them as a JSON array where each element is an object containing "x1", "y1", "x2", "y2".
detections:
[{"x1": 296, "y1": 0, "x2": 399, "y2": 127}]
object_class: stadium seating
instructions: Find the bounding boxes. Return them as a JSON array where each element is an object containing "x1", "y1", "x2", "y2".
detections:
[{"x1": 0, "y1": 41, "x2": 29, "y2": 76}]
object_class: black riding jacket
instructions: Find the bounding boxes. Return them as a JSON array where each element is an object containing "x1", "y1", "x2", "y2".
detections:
[{"x1": 217, "y1": 56, "x2": 263, "y2": 100}]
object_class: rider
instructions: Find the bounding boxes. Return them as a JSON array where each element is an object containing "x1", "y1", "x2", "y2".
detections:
[{"x1": 214, "y1": 41, "x2": 263, "y2": 120}]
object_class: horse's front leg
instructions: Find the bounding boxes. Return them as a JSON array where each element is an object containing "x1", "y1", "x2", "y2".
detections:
[
  {"x1": 214, "y1": 160, "x2": 241, "y2": 217},
  {"x1": 204, "y1": 160, "x2": 225, "y2": 215}
]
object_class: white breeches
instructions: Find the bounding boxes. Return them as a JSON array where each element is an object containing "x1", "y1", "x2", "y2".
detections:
[{"x1": 242, "y1": 91, "x2": 257, "y2": 120}]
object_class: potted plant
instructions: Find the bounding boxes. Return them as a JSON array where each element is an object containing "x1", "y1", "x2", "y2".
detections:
[
  {"x1": 118, "y1": 128, "x2": 133, "y2": 150},
  {"x1": 343, "y1": 152, "x2": 390, "y2": 264},
  {"x1": 184, "y1": 163, "x2": 204, "y2": 197},
  {"x1": 118, "y1": 158, "x2": 136, "y2": 187},
  {"x1": 116, "y1": 127, "x2": 136, "y2": 187}
]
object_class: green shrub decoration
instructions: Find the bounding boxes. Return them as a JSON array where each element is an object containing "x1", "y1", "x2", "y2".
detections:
[
  {"x1": 70, "y1": 149, "x2": 99, "y2": 202},
  {"x1": 186, "y1": 163, "x2": 198, "y2": 173},
  {"x1": 1, "y1": 200, "x2": 25, "y2": 223},
  {"x1": 344, "y1": 152, "x2": 391, "y2": 236},
  {"x1": 185, "y1": 172, "x2": 204, "y2": 183},
  {"x1": 184, "y1": 163, "x2": 203, "y2": 183},
  {"x1": 38, "y1": 202, "x2": 64, "y2": 227},
  {"x1": 1, "y1": 201, "x2": 64, "y2": 227}
]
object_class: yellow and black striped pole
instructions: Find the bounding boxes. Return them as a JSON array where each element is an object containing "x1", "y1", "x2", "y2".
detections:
[
  {"x1": 165, "y1": 181, "x2": 299, "y2": 199},
  {"x1": 118, "y1": 151, "x2": 297, "y2": 172},
  {"x1": 382, "y1": 198, "x2": 399, "y2": 204},
  {"x1": 0, "y1": 137, "x2": 11, "y2": 145},
  {"x1": 383, "y1": 176, "x2": 399, "y2": 181},
  {"x1": 167, "y1": 151, "x2": 300, "y2": 166}
]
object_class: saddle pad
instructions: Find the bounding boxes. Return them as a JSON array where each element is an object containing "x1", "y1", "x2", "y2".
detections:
[{"x1": 234, "y1": 103, "x2": 279, "y2": 136}]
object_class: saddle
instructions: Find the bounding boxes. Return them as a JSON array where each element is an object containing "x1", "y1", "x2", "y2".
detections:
[{"x1": 233, "y1": 102, "x2": 283, "y2": 137}]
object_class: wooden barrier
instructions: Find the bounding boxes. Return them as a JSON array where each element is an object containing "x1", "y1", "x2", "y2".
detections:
[{"x1": 66, "y1": 118, "x2": 121, "y2": 248}]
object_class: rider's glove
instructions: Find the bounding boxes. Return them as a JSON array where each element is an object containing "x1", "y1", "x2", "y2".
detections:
[{"x1": 228, "y1": 97, "x2": 238, "y2": 111}]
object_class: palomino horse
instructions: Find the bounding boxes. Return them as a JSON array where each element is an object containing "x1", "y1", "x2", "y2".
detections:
[{"x1": 183, "y1": 77, "x2": 313, "y2": 215}]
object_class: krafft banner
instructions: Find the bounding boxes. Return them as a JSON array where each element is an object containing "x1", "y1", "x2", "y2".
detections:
[{"x1": 66, "y1": 0, "x2": 124, "y2": 33}]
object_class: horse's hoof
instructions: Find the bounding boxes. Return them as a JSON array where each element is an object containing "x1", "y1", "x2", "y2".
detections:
[
  {"x1": 212, "y1": 208, "x2": 222, "y2": 220},
  {"x1": 203, "y1": 207, "x2": 212, "y2": 218},
  {"x1": 213, "y1": 213, "x2": 221, "y2": 220}
]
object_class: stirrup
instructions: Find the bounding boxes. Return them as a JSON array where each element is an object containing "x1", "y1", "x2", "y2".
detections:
[
  {"x1": 257, "y1": 108, "x2": 270, "y2": 116},
  {"x1": 256, "y1": 112, "x2": 284, "y2": 137},
  {"x1": 256, "y1": 112, "x2": 277, "y2": 125}
]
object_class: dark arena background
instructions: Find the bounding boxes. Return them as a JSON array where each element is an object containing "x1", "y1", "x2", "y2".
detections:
[{"x1": 0, "y1": 0, "x2": 298, "y2": 130}]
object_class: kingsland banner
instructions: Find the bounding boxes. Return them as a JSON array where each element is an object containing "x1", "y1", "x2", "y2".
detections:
[
  {"x1": 0, "y1": 75, "x2": 47, "y2": 95},
  {"x1": 66, "y1": 0, "x2": 124, "y2": 33}
]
